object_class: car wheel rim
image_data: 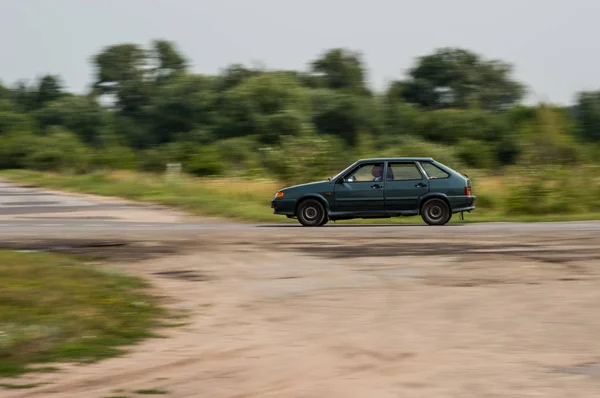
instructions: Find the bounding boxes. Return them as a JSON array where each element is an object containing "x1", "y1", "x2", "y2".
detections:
[
  {"x1": 303, "y1": 206, "x2": 318, "y2": 221},
  {"x1": 428, "y1": 204, "x2": 443, "y2": 220}
]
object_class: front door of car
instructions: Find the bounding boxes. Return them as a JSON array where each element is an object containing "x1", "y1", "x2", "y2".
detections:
[
  {"x1": 333, "y1": 162, "x2": 385, "y2": 213},
  {"x1": 384, "y1": 162, "x2": 430, "y2": 212}
]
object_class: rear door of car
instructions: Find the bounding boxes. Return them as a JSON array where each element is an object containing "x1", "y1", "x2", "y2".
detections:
[{"x1": 384, "y1": 161, "x2": 430, "y2": 212}]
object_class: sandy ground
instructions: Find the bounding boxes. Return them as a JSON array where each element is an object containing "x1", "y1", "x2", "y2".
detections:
[
  {"x1": 2, "y1": 229, "x2": 600, "y2": 398},
  {"x1": 1, "y1": 180, "x2": 600, "y2": 397}
]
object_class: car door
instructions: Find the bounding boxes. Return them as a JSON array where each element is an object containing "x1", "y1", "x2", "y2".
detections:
[
  {"x1": 333, "y1": 161, "x2": 385, "y2": 213},
  {"x1": 384, "y1": 161, "x2": 429, "y2": 212}
]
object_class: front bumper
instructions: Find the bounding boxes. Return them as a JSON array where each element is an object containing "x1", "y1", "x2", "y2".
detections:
[{"x1": 271, "y1": 199, "x2": 295, "y2": 216}]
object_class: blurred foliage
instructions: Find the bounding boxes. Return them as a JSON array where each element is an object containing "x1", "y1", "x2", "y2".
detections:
[{"x1": 1, "y1": 39, "x2": 600, "y2": 217}]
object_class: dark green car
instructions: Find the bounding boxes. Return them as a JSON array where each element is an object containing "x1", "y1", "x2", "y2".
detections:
[{"x1": 271, "y1": 157, "x2": 475, "y2": 226}]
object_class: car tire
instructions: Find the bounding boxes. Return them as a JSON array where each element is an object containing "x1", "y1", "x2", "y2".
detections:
[
  {"x1": 297, "y1": 199, "x2": 326, "y2": 227},
  {"x1": 421, "y1": 198, "x2": 451, "y2": 226}
]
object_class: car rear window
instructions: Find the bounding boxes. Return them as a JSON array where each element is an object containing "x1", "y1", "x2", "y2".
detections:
[
  {"x1": 420, "y1": 162, "x2": 450, "y2": 179},
  {"x1": 388, "y1": 163, "x2": 424, "y2": 180}
]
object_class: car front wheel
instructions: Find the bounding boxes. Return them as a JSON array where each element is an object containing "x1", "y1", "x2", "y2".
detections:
[
  {"x1": 421, "y1": 198, "x2": 451, "y2": 226},
  {"x1": 297, "y1": 199, "x2": 326, "y2": 227}
]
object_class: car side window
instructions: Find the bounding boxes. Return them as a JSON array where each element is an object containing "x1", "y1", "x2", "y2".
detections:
[
  {"x1": 420, "y1": 162, "x2": 450, "y2": 179},
  {"x1": 345, "y1": 163, "x2": 384, "y2": 182},
  {"x1": 388, "y1": 163, "x2": 424, "y2": 181}
]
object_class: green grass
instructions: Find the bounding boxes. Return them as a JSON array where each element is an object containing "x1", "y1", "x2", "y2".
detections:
[
  {"x1": 134, "y1": 389, "x2": 168, "y2": 395},
  {"x1": 2, "y1": 169, "x2": 600, "y2": 223},
  {"x1": 0, "y1": 382, "x2": 45, "y2": 389},
  {"x1": 0, "y1": 169, "x2": 288, "y2": 223},
  {"x1": 0, "y1": 250, "x2": 163, "y2": 377}
]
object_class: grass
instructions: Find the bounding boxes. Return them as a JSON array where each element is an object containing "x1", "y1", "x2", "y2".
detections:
[
  {"x1": 2, "y1": 169, "x2": 600, "y2": 224},
  {"x1": 134, "y1": 389, "x2": 169, "y2": 394},
  {"x1": 0, "y1": 382, "x2": 45, "y2": 389},
  {"x1": 0, "y1": 169, "x2": 287, "y2": 223},
  {"x1": 0, "y1": 250, "x2": 163, "y2": 377}
]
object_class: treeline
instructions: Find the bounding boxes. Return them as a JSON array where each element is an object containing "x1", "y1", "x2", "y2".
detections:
[{"x1": 1, "y1": 40, "x2": 600, "y2": 184}]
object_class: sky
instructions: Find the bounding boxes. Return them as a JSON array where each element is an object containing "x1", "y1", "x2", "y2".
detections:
[{"x1": 1, "y1": 0, "x2": 599, "y2": 105}]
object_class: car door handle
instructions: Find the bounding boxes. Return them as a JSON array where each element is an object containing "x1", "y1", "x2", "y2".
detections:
[
  {"x1": 415, "y1": 183, "x2": 428, "y2": 188},
  {"x1": 371, "y1": 184, "x2": 382, "y2": 189}
]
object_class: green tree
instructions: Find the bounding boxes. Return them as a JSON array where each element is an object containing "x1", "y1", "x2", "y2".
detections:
[
  {"x1": 215, "y1": 64, "x2": 257, "y2": 92},
  {"x1": 35, "y1": 95, "x2": 109, "y2": 145},
  {"x1": 151, "y1": 39, "x2": 187, "y2": 82},
  {"x1": 309, "y1": 89, "x2": 381, "y2": 146},
  {"x1": 0, "y1": 99, "x2": 34, "y2": 135},
  {"x1": 217, "y1": 72, "x2": 312, "y2": 143},
  {"x1": 146, "y1": 73, "x2": 216, "y2": 145},
  {"x1": 396, "y1": 47, "x2": 525, "y2": 111},
  {"x1": 36, "y1": 75, "x2": 64, "y2": 108},
  {"x1": 574, "y1": 90, "x2": 600, "y2": 142},
  {"x1": 92, "y1": 43, "x2": 150, "y2": 116},
  {"x1": 310, "y1": 48, "x2": 370, "y2": 96}
]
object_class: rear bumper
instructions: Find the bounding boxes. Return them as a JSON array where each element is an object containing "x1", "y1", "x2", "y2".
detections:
[
  {"x1": 450, "y1": 195, "x2": 476, "y2": 213},
  {"x1": 453, "y1": 205, "x2": 476, "y2": 213}
]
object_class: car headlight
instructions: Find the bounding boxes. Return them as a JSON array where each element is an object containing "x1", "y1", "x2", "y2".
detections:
[{"x1": 274, "y1": 191, "x2": 284, "y2": 199}]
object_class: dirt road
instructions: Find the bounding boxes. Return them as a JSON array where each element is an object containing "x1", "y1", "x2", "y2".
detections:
[{"x1": 2, "y1": 181, "x2": 600, "y2": 397}]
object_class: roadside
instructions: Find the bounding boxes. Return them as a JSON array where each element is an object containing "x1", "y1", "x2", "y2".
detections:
[
  {"x1": 0, "y1": 250, "x2": 166, "y2": 382},
  {"x1": 3, "y1": 169, "x2": 600, "y2": 225},
  {"x1": 1, "y1": 178, "x2": 600, "y2": 396}
]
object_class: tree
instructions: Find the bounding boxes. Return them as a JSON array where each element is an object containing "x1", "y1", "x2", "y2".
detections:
[
  {"x1": 151, "y1": 39, "x2": 187, "y2": 82},
  {"x1": 574, "y1": 90, "x2": 600, "y2": 142},
  {"x1": 309, "y1": 89, "x2": 383, "y2": 146},
  {"x1": 0, "y1": 81, "x2": 11, "y2": 100},
  {"x1": 215, "y1": 64, "x2": 257, "y2": 92},
  {"x1": 145, "y1": 73, "x2": 216, "y2": 145},
  {"x1": 36, "y1": 75, "x2": 64, "y2": 108},
  {"x1": 395, "y1": 47, "x2": 525, "y2": 111},
  {"x1": 35, "y1": 95, "x2": 109, "y2": 145},
  {"x1": 310, "y1": 48, "x2": 370, "y2": 96},
  {"x1": 92, "y1": 43, "x2": 149, "y2": 115},
  {"x1": 0, "y1": 99, "x2": 33, "y2": 135},
  {"x1": 216, "y1": 72, "x2": 312, "y2": 143}
]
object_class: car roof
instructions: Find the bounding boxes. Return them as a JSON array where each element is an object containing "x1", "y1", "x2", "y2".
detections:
[{"x1": 357, "y1": 157, "x2": 434, "y2": 162}]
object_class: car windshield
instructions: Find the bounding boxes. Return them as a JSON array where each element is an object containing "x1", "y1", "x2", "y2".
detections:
[{"x1": 329, "y1": 161, "x2": 360, "y2": 181}]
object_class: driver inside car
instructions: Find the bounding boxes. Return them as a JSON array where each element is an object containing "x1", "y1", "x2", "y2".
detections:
[{"x1": 371, "y1": 165, "x2": 383, "y2": 181}]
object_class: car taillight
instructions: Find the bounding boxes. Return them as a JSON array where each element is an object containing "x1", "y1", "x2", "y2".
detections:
[{"x1": 464, "y1": 186, "x2": 471, "y2": 196}]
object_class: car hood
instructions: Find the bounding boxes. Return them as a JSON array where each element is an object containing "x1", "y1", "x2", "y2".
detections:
[{"x1": 281, "y1": 180, "x2": 331, "y2": 192}]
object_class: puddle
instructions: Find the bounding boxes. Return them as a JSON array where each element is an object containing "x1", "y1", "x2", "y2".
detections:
[
  {"x1": 153, "y1": 270, "x2": 207, "y2": 281},
  {"x1": 0, "y1": 239, "x2": 188, "y2": 262},
  {"x1": 550, "y1": 363, "x2": 600, "y2": 378},
  {"x1": 2, "y1": 201, "x2": 59, "y2": 206}
]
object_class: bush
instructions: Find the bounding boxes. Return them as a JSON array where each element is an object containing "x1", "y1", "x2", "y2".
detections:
[
  {"x1": 185, "y1": 145, "x2": 225, "y2": 176},
  {"x1": 503, "y1": 165, "x2": 600, "y2": 215},
  {"x1": 0, "y1": 132, "x2": 40, "y2": 169},
  {"x1": 456, "y1": 139, "x2": 498, "y2": 169},
  {"x1": 92, "y1": 145, "x2": 139, "y2": 171},
  {"x1": 379, "y1": 136, "x2": 464, "y2": 169},
  {"x1": 260, "y1": 134, "x2": 352, "y2": 185},
  {"x1": 24, "y1": 129, "x2": 92, "y2": 173}
]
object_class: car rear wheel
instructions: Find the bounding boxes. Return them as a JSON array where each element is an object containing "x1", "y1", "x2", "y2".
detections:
[
  {"x1": 421, "y1": 198, "x2": 451, "y2": 226},
  {"x1": 297, "y1": 199, "x2": 326, "y2": 227}
]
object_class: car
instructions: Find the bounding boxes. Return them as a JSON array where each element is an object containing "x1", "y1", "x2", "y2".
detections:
[{"x1": 270, "y1": 157, "x2": 476, "y2": 226}]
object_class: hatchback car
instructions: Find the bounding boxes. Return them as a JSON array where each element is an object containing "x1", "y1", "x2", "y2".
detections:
[{"x1": 270, "y1": 157, "x2": 475, "y2": 226}]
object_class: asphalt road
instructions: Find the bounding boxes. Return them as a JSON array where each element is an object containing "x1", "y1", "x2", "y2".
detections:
[{"x1": 2, "y1": 179, "x2": 600, "y2": 238}]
